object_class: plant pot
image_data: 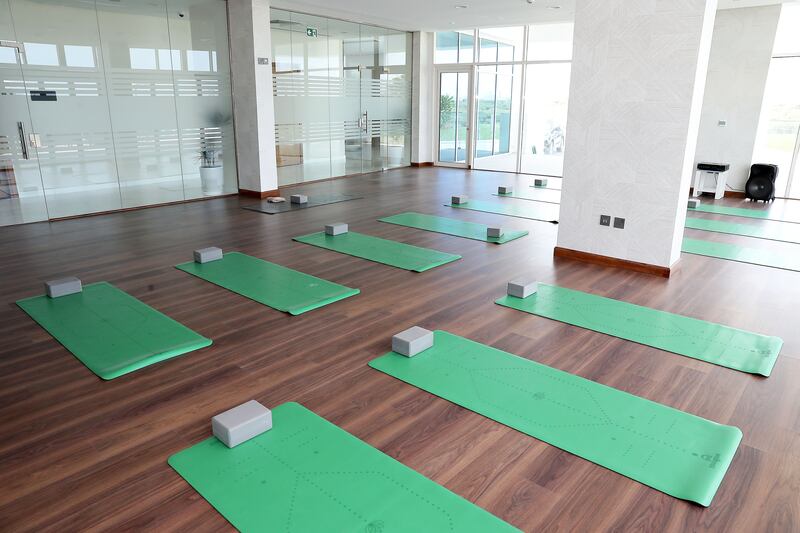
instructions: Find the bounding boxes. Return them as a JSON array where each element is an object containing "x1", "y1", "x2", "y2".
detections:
[{"x1": 200, "y1": 165, "x2": 224, "y2": 196}]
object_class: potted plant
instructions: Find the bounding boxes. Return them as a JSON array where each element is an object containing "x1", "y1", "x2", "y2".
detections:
[
  {"x1": 198, "y1": 146, "x2": 224, "y2": 196},
  {"x1": 198, "y1": 110, "x2": 232, "y2": 196}
]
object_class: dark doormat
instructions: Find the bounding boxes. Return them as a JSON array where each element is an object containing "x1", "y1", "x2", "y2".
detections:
[{"x1": 241, "y1": 194, "x2": 364, "y2": 214}]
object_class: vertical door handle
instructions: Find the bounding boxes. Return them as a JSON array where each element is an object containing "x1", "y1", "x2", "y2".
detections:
[
  {"x1": 17, "y1": 121, "x2": 29, "y2": 160},
  {"x1": 362, "y1": 111, "x2": 368, "y2": 133}
]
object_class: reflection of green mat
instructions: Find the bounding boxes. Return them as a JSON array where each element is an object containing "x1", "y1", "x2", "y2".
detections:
[
  {"x1": 446, "y1": 199, "x2": 559, "y2": 223},
  {"x1": 169, "y1": 402, "x2": 517, "y2": 532},
  {"x1": 686, "y1": 217, "x2": 800, "y2": 244},
  {"x1": 16, "y1": 282, "x2": 211, "y2": 380},
  {"x1": 293, "y1": 231, "x2": 460, "y2": 272},
  {"x1": 379, "y1": 212, "x2": 528, "y2": 244},
  {"x1": 369, "y1": 331, "x2": 742, "y2": 506},
  {"x1": 682, "y1": 237, "x2": 800, "y2": 273},
  {"x1": 689, "y1": 204, "x2": 800, "y2": 224},
  {"x1": 175, "y1": 252, "x2": 358, "y2": 315},
  {"x1": 494, "y1": 189, "x2": 561, "y2": 205},
  {"x1": 495, "y1": 284, "x2": 781, "y2": 376}
]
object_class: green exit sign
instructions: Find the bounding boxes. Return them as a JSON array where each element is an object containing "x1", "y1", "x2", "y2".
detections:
[{"x1": 306, "y1": 27, "x2": 318, "y2": 37}]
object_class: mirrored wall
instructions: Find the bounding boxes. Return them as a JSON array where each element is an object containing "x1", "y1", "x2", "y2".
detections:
[
  {"x1": 270, "y1": 10, "x2": 412, "y2": 186},
  {"x1": 0, "y1": 0, "x2": 235, "y2": 227}
]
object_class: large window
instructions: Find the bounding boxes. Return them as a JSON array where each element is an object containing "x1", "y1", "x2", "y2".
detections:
[
  {"x1": 434, "y1": 23, "x2": 573, "y2": 176},
  {"x1": 752, "y1": 5, "x2": 800, "y2": 198}
]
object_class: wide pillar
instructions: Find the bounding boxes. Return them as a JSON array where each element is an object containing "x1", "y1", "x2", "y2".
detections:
[
  {"x1": 556, "y1": 0, "x2": 718, "y2": 276},
  {"x1": 228, "y1": 0, "x2": 278, "y2": 197}
]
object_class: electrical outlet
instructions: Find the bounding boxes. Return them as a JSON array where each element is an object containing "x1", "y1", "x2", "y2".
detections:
[
  {"x1": 599, "y1": 215, "x2": 611, "y2": 226},
  {"x1": 613, "y1": 217, "x2": 625, "y2": 229}
]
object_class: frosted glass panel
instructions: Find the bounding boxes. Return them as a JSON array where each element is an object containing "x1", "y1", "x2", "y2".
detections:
[
  {"x1": 1, "y1": 0, "x2": 236, "y2": 225},
  {"x1": 12, "y1": 0, "x2": 122, "y2": 219},
  {"x1": 271, "y1": 9, "x2": 412, "y2": 186},
  {"x1": 167, "y1": 0, "x2": 237, "y2": 199},
  {"x1": 0, "y1": 0, "x2": 49, "y2": 226}
]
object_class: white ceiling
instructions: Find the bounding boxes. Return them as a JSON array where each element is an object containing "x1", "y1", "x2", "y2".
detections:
[{"x1": 270, "y1": 0, "x2": 798, "y2": 32}]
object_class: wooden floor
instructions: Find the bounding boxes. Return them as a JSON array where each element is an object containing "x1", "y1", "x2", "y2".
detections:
[{"x1": 1, "y1": 167, "x2": 799, "y2": 532}]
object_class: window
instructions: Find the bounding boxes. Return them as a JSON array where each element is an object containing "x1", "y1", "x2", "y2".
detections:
[
  {"x1": 187, "y1": 50, "x2": 210, "y2": 71},
  {"x1": 479, "y1": 27, "x2": 524, "y2": 62},
  {"x1": 24, "y1": 42, "x2": 59, "y2": 66},
  {"x1": 752, "y1": 4, "x2": 800, "y2": 198},
  {"x1": 434, "y1": 23, "x2": 573, "y2": 176},
  {"x1": 528, "y1": 22, "x2": 573, "y2": 61},
  {"x1": 158, "y1": 49, "x2": 181, "y2": 70},
  {"x1": 434, "y1": 31, "x2": 474, "y2": 64},
  {"x1": 129, "y1": 48, "x2": 157, "y2": 69},
  {"x1": 64, "y1": 45, "x2": 95, "y2": 68}
]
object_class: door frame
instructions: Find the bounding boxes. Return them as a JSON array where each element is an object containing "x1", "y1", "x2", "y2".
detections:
[{"x1": 434, "y1": 65, "x2": 475, "y2": 169}]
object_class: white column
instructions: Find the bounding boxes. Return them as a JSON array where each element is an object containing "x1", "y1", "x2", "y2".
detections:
[
  {"x1": 557, "y1": 0, "x2": 718, "y2": 270},
  {"x1": 228, "y1": 0, "x2": 278, "y2": 195},
  {"x1": 411, "y1": 31, "x2": 434, "y2": 165}
]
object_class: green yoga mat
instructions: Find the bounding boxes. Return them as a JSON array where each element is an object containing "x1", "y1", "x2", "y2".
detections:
[
  {"x1": 169, "y1": 402, "x2": 518, "y2": 532},
  {"x1": 686, "y1": 217, "x2": 800, "y2": 244},
  {"x1": 175, "y1": 252, "x2": 358, "y2": 315},
  {"x1": 682, "y1": 237, "x2": 800, "y2": 273},
  {"x1": 369, "y1": 331, "x2": 742, "y2": 506},
  {"x1": 494, "y1": 189, "x2": 561, "y2": 205},
  {"x1": 293, "y1": 231, "x2": 461, "y2": 272},
  {"x1": 16, "y1": 282, "x2": 211, "y2": 380},
  {"x1": 446, "y1": 199, "x2": 559, "y2": 223},
  {"x1": 495, "y1": 283, "x2": 781, "y2": 376},
  {"x1": 379, "y1": 212, "x2": 528, "y2": 244},
  {"x1": 689, "y1": 204, "x2": 800, "y2": 224}
]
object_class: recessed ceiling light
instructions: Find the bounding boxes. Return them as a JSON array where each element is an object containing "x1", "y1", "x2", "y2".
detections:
[
  {"x1": 455, "y1": 4, "x2": 468, "y2": 8},
  {"x1": 547, "y1": 5, "x2": 561, "y2": 8}
]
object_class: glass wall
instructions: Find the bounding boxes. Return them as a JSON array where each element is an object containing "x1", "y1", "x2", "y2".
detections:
[
  {"x1": 752, "y1": 4, "x2": 800, "y2": 198},
  {"x1": 0, "y1": 0, "x2": 235, "y2": 226},
  {"x1": 271, "y1": 10, "x2": 412, "y2": 187},
  {"x1": 434, "y1": 22, "x2": 573, "y2": 177}
]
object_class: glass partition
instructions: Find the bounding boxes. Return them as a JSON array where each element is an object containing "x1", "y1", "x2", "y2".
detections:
[
  {"x1": 271, "y1": 10, "x2": 412, "y2": 187},
  {"x1": 0, "y1": 0, "x2": 235, "y2": 226}
]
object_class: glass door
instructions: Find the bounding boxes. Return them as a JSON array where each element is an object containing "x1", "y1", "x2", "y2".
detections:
[
  {"x1": 0, "y1": 1, "x2": 47, "y2": 226},
  {"x1": 10, "y1": 0, "x2": 122, "y2": 219},
  {"x1": 436, "y1": 68, "x2": 472, "y2": 167},
  {"x1": 360, "y1": 24, "x2": 388, "y2": 174}
]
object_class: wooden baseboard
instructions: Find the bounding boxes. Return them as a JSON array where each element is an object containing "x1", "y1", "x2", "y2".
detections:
[
  {"x1": 238, "y1": 188, "x2": 279, "y2": 199},
  {"x1": 411, "y1": 162, "x2": 434, "y2": 167},
  {"x1": 49, "y1": 193, "x2": 238, "y2": 223},
  {"x1": 688, "y1": 188, "x2": 745, "y2": 199},
  {"x1": 553, "y1": 247, "x2": 673, "y2": 278}
]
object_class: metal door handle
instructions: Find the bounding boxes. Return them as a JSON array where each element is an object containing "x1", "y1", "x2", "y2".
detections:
[
  {"x1": 17, "y1": 121, "x2": 29, "y2": 160},
  {"x1": 362, "y1": 111, "x2": 368, "y2": 133}
]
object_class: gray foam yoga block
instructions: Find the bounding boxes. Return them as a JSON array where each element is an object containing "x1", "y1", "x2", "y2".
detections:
[
  {"x1": 392, "y1": 326, "x2": 434, "y2": 357},
  {"x1": 194, "y1": 247, "x2": 223, "y2": 264},
  {"x1": 487, "y1": 227, "x2": 504, "y2": 238},
  {"x1": 290, "y1": 194, "x2": 308, "y2": 204},
  {"x1": 688, "y1": 198, "x2": 700, "y2": 208},
  {"x1": 45, "y1": 277, "x2": 82, "y2": 298},
  {"x1": 451, "y1": 195, "x2": 468, "y2": 205},
  {"x1": 507, "y1": 279, "x2": 538, "y2": 299},
  {"x1": 212, "y1": 400, "x2": 273, "y2": 448},
  {"x1": 325, "y1": 223, "x2": 348, "y2": 236},
  {"x1": 498, "y1": 186, "x2": 513, "y2": 194},
  {"x1": 534, "y1": 178, "x2": 548, "y2": 187}
]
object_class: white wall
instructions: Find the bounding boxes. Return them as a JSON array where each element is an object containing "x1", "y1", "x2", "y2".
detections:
[
  {"x1": 694, "y1": 5, "x2": 781, "y2": 192},
  {"x1": 411, "y1": 31, "x2": 434, "y2": 164},
  {"x1": 557, "y1": 0, "x2": 718, "y2": 269}
]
